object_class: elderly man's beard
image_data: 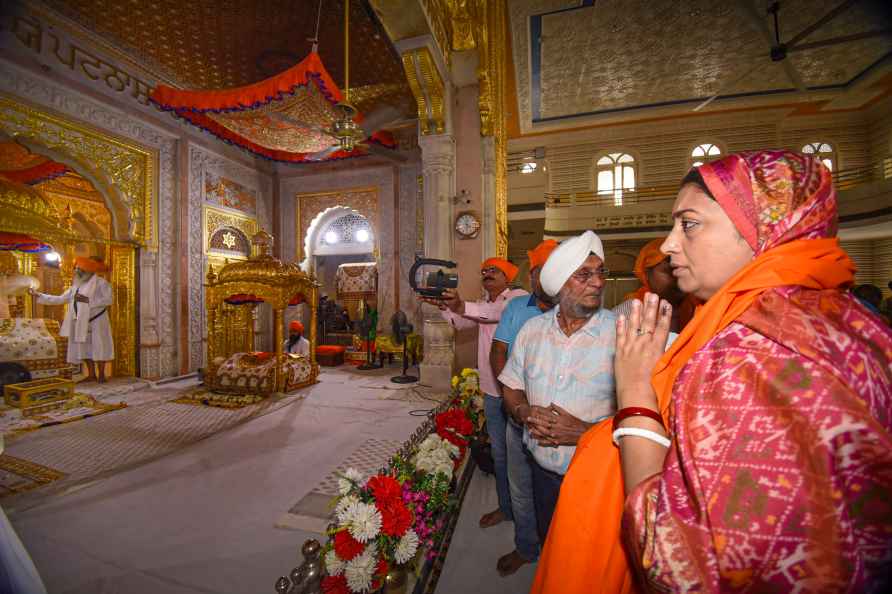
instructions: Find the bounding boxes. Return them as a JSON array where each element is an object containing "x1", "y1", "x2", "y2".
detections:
[
  {"x1": 72, "y1": 270, "x2": 93, "y2": 287},
  {"x1": 558, "y1": 289, "x2": 600, "y2": 319}
]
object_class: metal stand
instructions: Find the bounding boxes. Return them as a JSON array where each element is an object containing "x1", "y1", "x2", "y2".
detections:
[{"x1": 390, "y1": 340, "x2": 417, "y2": 384}]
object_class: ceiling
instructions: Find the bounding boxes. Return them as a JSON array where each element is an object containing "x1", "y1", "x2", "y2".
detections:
[
  {"x1": 510, "y1": 0, "x2": 892, "y2": 133},
  {"x1": 41, "y1": 0, "x2": 415, "y2": 117}
]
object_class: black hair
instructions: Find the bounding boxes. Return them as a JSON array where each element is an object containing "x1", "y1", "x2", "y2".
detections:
[
  {"x1": 680, "y1": 168, "x2": 716, "y2": 200},
  {"x1": 853, "y1": 284, "x2": 883, "y2": 308}
]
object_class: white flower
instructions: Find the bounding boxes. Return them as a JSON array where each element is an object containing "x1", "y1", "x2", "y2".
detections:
[
  {"x1": 339, "y1": 468, "x2": 365, "y2": 495},
  {"x1": 346, "y1": 501, "x2": 382, "y2": 543},
  {"x1": 324, "y1": 549, "x2": 345, "y2": 576},
  {"x1": 344, "y1": 543, "x2": 377, "y2": 593},
  {"x1": 335, "y1": 494, "x2": 360, "y2": 525},
  {"x1": 413, "y1": 435, "x2": 460, "y2": 480},
  {"x1": 394, "y1": 529, "x2": 419, "y2": 565}
]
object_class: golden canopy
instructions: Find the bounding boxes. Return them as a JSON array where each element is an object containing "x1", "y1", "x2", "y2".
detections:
[{"x1": 205, "y1": 230, "x2": 320, "y2": 393}]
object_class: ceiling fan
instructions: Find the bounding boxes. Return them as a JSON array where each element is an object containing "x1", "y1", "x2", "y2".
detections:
[
  {"x1": 271, "y1": 0, "x2": 407, "y2": 162},
  {"x1": 693, "y1": 0, "x2": 891, "y2": 112}
]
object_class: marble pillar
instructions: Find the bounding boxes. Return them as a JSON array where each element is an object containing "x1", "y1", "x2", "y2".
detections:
[{"x1": 419, "y1": 133, "x2": 456, "y2": 392}]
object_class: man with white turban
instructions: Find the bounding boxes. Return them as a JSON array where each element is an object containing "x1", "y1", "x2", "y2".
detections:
[{"x1": 497, "y1": 231, "x2": 617, "y2": 542}]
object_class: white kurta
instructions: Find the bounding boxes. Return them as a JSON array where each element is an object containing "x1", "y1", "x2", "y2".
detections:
[
  {"x1": 285, "y1": 336, "x2": 310, "y2": 356},
  {"x1": 36, "y1": 275, "x2": 114, "y2": 363}
]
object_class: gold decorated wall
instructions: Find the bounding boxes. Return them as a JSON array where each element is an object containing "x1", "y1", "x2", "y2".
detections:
[
  {"x1": 0, "y1": 95, "x2": 157, "y2": 247},
  {"x1": 0, "y1": 98, "x2": 157, "y2": 377}
]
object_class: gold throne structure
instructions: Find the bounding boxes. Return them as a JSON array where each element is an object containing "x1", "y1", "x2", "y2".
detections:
[{"x1": 204, "y1": 231, "x2": 320, "y2": 398}]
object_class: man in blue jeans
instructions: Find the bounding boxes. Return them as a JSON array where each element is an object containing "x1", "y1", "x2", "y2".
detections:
[
  {"x1": 490, "y1": 240, "x2": 558, "y2": 576},
  {"x1": 420, "y1": 258, "x2": 527, "y2": 531}
]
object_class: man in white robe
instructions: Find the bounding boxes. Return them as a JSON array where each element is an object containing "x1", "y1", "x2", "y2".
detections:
[
  {"x1": 30, "y1": 256, "x2": 114, "y2": 382},
  {"x1": 285, "y1": 320, "x2": 310, "y2": 356}
]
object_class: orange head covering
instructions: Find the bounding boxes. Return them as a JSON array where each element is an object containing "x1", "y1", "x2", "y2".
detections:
[
  {"x1": 527, "y1": 239, "x2": 558, "y2": 271},
  {"x1": 74, "y1": 256, "x2": 106, "y2": 273},
  {"x1": 480, "y1": 257, "x2": 518, "y2": 282},
  {"x1": 623, "y1": 238, "x2": 667, "y2": 301},
  {"x1": 289, "y1": 320, "x2": 304, "y2": 334}
]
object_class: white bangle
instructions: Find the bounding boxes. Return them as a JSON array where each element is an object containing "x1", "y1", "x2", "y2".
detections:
[{"x1": 612, "y1": 427, "x2": 671, "y2": 448}]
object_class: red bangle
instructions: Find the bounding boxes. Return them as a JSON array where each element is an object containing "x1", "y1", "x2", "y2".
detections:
[{"x1": 613, "y1": 407, "x2": 664, "y2": 432}]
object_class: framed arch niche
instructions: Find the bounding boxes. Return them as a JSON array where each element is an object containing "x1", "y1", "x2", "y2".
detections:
[{"x1": 203, "y1": 205, "x2": 258, "y2": 271}]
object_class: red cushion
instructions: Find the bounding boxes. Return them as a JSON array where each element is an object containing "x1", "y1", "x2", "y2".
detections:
[{"x1": 316, "y1": 345, "x2": 346, "y2": 355}]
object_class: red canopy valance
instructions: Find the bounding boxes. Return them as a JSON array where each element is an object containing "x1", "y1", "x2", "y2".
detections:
[
  {"x1": 0, "y1": 232, "x2": 52, "y2": 253},
  {"x1": 150, "y1": 52, "x2": 395, "y2": 163},
  {"x1": 0, "y1": 161, "x2": 68, "y2": 186}
]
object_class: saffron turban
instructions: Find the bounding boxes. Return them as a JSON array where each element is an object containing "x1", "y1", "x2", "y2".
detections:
[
  {"x1": 289, "y1": 320, "x2": 304, "y2": 334},
  {"x1": 540, "y1": 230, "x2": 604, "y2": 297},
  {"x1": 74, "y1": 256, "x2": 106, "y2": 273},
  {"x1": 527, "y1": 239, "x2": 559, "y2": 271},
  {"x1": 623, "y1": 238, "x2": 668, "y2": 301},
  {"x1": 481, "y1": 258, "x2": 519, "y2": 282}
]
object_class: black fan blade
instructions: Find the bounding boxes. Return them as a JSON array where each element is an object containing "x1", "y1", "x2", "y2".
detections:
[
  {"x1": 786, "y1": 0, "x2": 859, "y2": 49},
  {"x1": 789, "y1": 29, "x2": 892, "y2": 52}
]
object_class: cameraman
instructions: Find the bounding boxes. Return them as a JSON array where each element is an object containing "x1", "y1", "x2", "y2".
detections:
[{"x1": 420, "y1": 258, "x2": 527, "y2": 530}]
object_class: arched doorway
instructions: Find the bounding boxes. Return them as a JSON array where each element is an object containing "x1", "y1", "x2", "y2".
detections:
[
  {"x1": 0, "y1": 140, "x2": 138, "y2": 377},
  {"x1": 305, "y1": 208, "x2": 375, "y2": 298}
]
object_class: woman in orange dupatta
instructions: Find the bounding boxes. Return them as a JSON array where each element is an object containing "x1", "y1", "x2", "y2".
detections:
[{"x1": 531, "y1": 150, "x2": 892, "y2": 594}]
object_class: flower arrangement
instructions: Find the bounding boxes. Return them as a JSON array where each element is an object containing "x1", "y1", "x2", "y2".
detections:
[
  {"x1": 321, "y1": 369, "x2": 484, "y2": 594},
  {"x1": 451, "y1": 368, "x2": 484, "y2": 431}
]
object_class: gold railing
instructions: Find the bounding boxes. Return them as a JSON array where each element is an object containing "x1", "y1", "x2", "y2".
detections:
[{"x1": 544, "y1": 161, "x2": 892, "y2": 208}]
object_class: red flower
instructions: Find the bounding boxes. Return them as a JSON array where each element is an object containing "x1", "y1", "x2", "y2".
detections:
[
  {"x1": 377, "y1": 498, "x2": 413, "y2": 537},
  {"x1": 436, "y1": 408, "x2": 473, "y2": 449},
  {"x1": 371, "y1": 558, "x2": 389, "y2": 591},
  {"x1": 321, "y1": 574, "x2": 350, "y2": 594},
  {"x1": 367, "y1": 475, "x2": 402, "y2": 504},
  {"x1": 333, "y1": 530, "x2": 364, "y2": 561}
]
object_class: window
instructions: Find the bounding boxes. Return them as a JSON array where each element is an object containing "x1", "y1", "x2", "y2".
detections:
[
  {"x1": 691, "y1": 143, "x2": 722, "y2": 167},
  {"x1": 801, "y1": 142, "x2": 835, "y2": 171},
  {"x1": 318, "y1": 213, "x2": 372, "y2": 246},
  {"x1": 596, "y1": 152, "x2": 636, "y2": 206}
]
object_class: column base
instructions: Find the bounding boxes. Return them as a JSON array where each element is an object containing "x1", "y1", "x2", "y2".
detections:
[{"x1": 420, "y1": 363, "x2": 453, "y2": 393}]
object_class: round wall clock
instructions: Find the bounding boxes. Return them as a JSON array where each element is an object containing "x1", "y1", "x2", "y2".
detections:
[{"x1": 454, "y1": 211, "x2": 481, "y2": 239}]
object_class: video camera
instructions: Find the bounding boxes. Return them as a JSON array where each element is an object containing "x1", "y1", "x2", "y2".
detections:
[{"x1": 409, "y1": 256, "x2": 458, "y2": 299}]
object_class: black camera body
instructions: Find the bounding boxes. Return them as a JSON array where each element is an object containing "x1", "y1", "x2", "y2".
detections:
[{"x1": 409, "y1": 256, "x2": 458, "y2": 299}]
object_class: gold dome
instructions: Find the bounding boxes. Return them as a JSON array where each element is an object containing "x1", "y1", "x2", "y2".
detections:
[{"x1": 208, "y1": 231, "x2": 314, "y2": 288}]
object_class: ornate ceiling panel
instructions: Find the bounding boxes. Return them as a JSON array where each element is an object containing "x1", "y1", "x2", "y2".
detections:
[
  {"x1": 39, "y1": 0, "x2": 414, "y2": 113},
  {"x1": 510, "y1": 0, "x2": 892, "y2": 131}
]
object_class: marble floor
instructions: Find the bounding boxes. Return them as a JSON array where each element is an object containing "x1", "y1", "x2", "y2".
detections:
[{"x1": 5, "y1": 366, "x2": 445, "y2": 594}]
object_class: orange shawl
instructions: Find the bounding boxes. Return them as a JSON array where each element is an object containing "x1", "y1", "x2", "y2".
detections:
[{"x1": 532, "y1": 150, "x2": 852, "y2": 594}]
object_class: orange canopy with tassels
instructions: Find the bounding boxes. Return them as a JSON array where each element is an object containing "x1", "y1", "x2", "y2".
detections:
[{"x1": 149, "y1": 51, "x2": 394, "y2": 163}]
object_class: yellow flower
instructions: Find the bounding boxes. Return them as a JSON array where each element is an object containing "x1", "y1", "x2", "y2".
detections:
[{"x1": 451, "y1": 376, "x2": 459, "y2": 388}]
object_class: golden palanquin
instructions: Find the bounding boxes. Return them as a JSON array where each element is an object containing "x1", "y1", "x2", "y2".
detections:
[{"x1": 205, "y1": 231, "x2": 320, "y2": 396}]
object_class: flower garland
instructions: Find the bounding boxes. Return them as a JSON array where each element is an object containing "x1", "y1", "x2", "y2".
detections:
[{"x1": 320, "y1": 369, "x2": 484, "y2": 593}]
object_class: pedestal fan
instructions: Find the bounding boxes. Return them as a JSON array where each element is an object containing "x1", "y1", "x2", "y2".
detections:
[{"x1": 389, "y1": 310, "x2": 417, "y2": 384}]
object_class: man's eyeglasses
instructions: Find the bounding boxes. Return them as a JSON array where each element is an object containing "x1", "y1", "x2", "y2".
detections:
[
  {"x1": 481, "y1": 267, "x2": 502, "y2": 276},
  {"x1": 570, "y1": 268, "x2": 610, "y2": 283}
]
